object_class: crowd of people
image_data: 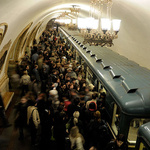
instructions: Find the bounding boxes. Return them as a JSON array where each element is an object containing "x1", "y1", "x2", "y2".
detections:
[{"x1": 11, "y1": 28, "x2": 127, "y2": 150}]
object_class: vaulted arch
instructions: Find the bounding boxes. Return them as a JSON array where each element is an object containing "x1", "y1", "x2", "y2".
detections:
[{"x1": 9, "y1": 22, "x2": 33, "y2": 62}]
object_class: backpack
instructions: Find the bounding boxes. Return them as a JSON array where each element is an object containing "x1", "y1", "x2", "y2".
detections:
[
  {"x1": 29, "y1": 109, "x2": 35, "y2": 128},
  {"x1": 22, "y1": 75, "x2": 30, "y2": 85},
  {"x1": 22, "y1": 78, "x2": 29, "y2": 85}
]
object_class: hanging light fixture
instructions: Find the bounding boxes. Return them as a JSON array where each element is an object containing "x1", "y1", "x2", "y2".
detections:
[
  {"x1": 68, "y1": 5, "x2": 80, "y2": 30},
  {"x1": 78, "y1": 0, "x2": 121, "y2": 47},
  {"x1": 55, "y1": 11, "x2": 71, "y2": 26},
  {"x1": 55, "y1": 5, "x2": 80, "y2": 30}
]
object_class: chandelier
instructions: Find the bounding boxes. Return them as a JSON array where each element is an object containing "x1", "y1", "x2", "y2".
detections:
[
  {"x1": 55, "y1": 12, "x2": 71, "y2": 26},
  {"x1": 68, "y1": 5, "x2": 80, "y2": 30},
  {"x1": 78, "y1": 0, "x2": 121, "y2": 47},
  {"x1": 55, "y1": 5, "x2": 80, "y2": 30}
]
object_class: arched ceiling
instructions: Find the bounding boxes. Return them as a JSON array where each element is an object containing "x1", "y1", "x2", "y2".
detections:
[{"x1": 0, "y1": 0, "x2": 150, "y2": 69}]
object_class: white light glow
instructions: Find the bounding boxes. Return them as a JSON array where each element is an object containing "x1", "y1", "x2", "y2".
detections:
[
  {"x1": 65, "y1": 19, "x2": 71, "y2": 24},
  {"x1": 55, "y1": 19, "x2": 71, "y2": 24},
  {"x1": 112, "y1": 19, "x2": 121, "y2": 31},
  {"x1": 86, "y1": 17, "x2": 94, "y2": 29},
  {"x1": 101, "y1": 18, "x2": 111, "y2": 31},
  {"x1": 72, "y1": 19, "x2": 76, "y2": 24},
  {"x1": 92, "y1": 19, "x2": 98, "y2": 29},
  {"x1": 78, "y1": 17, "x2": 98, "y2": 29},
  {"x1": 78, "y1": 18, "x2": 86, "y2": 29}
]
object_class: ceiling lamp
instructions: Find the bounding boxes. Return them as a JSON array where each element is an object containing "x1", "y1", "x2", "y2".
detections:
[
  {"x1": 55, "y1": 6, "x2": 80, "y2": 30},
  {"x1": 55, "y1": 11, "x2": 71, "y2": 26},
  {"x1": 78, "y1": 0, "x2": 121, "y2": 47},
  {"x1": 68, "y1": 5, "x2": 80, "y2": 30}
]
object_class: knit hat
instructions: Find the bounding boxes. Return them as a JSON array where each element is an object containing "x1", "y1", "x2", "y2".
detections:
[{"x1": 89, "y1": 101, "x2": 97, "y2": 112}]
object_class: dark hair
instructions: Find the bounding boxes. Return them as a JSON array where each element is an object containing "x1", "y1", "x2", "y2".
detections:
[
  {"x1": 73, "y1": 97, "x2": 80, "y2": 106},
  {"x1": 34, "y1": 64, "x2": 38, "y2": 68},
  {"x1": 52, "y1": 69, "x2": 57, "y2": 74},
  {"x1": 89, "y1": 101, "x2": 97, "y2": 111},
  {"x1": 79, "y1": 91, "x2": 85, "y2": 96},
  {"x1": 30, "y1": 75, "x2": 36, "y2": 81},
  {"x1": 57, "y1": 105, "x2": 64, "y2": 112},
  {"x1": 100, "y1": 92, "x2": 106, "y2": 97},
  {"x1": 71, "y1": 78, "x2": 76, "y2": 81},
  {"x1": 97, "y1": 99, "x2": 102, "y2": 106},
  {"x1": 92, "y1": 92, "x2": 98, "y2": 99}
]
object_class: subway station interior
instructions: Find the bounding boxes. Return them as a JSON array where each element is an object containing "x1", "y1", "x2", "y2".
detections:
[{"x1": 0, "y1": 0, "x2": 150, "y2": 150}]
